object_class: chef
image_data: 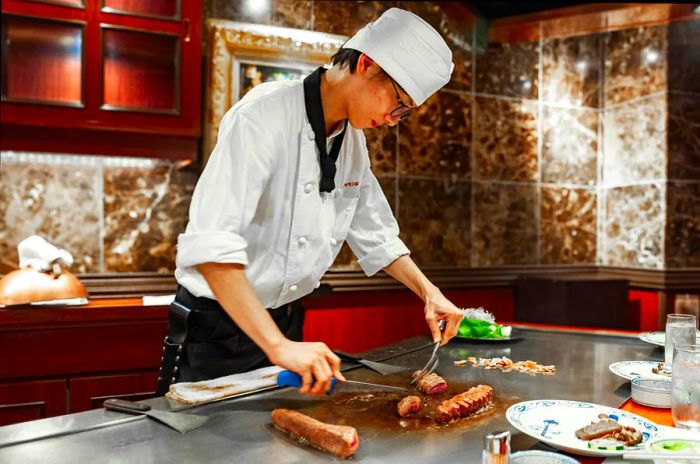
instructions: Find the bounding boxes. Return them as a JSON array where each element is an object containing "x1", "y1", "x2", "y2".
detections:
[{"x1": 156, "y1": 7, "x2": 464, "y2": 396}]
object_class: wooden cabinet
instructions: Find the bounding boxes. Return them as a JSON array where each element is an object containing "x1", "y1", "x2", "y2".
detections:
[
  {"x1": 0, "y1": 299, "x2": 168, "y2": 426},
  {"x1": 70, "y1": 372, "x2": 159, "y2": 412},
  {"x1": 0, "y1": 380, "x2": 66, "y2": 426},
  {"x1": 0, "y1": 0, "x2": 201, "y2": 159}
]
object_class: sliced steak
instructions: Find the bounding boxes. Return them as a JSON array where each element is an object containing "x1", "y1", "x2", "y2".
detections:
[
  {"x1": 411, "y1": 371, "x2": 448, "y2": 395},
  {"x1": 271, "y1": 409, "x2": 359, "y2": 459},
  {"x1": 397, "y1": 396, "x2": 422, "y2": 417},
  {"x1": 435, "y1": 385, "x2": 493, "y2": 424}
]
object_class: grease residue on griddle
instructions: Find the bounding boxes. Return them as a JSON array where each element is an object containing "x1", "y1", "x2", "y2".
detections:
[{"x1": 302, "y1": 381, "x2": 515, "y2": 433}]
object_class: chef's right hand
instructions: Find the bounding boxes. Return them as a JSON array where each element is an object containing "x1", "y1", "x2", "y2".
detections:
[{"x1": 268, "y1": 340, "x2": 345, "y2": 395}]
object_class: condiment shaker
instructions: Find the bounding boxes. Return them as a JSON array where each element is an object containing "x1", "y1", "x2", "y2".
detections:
[{"x1": 482, "y1": 430, "x2": 511, "y2": 464}]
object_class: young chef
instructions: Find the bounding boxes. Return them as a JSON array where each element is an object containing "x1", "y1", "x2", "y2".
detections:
[{"x1": 157, "y1": 7, "x2": 464, "y2": 396}]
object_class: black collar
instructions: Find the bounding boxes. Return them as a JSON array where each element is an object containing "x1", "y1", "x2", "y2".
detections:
[{"x1": 303, "y1": 67, "x2": 347, "y2": 193}]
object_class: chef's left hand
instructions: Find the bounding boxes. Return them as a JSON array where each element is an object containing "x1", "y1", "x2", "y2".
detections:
[{"x1": 424, "y1": 289, "x2": 463, "y2": 345}]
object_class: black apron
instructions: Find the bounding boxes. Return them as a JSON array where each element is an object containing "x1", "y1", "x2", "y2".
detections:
[{"x1": 156, "y1": 285, "x2": 305, "y2": 395}]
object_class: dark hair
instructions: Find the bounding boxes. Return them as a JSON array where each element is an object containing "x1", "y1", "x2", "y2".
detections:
[
  {"x1": 330, "y1": 47, "x2": 391, "y2": 83},
  {"x1": 330, "y1": 48, "x2": 362, "y2": 73}
]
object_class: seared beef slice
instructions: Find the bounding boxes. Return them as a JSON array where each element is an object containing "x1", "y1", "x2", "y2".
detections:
[
  {"x1": 271, "y1": 409, "x2": 359, "y2": 458},
  {"x1": 397, "y1": 396, "x2": 422, "y2": 417},
  {"x1": 411, "y1": 371, "x2": 448, "y2": 395}
]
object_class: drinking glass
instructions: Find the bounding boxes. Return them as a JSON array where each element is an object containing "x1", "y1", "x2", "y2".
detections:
[
  {"x1": 672, "y1": 344, "x2": 700, "y2": 431},
  {"x1": 665, "y1": 314, "x2": 697, "y2": 366}
]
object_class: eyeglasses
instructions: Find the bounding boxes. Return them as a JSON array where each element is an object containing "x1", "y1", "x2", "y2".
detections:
[{"x1": 389, "y1": 79, "x2": 412, "y2": 121}]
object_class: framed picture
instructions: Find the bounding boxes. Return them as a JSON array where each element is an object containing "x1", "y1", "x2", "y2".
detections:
[{"x1": 203, "y1": 20, "x2": 346, "y2": 165}]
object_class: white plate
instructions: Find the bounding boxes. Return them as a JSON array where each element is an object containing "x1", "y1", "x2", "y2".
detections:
[
  {"x1": 609, "y1": 361, "x2": 672, "y2": 381},
  {"x1": 639, "y1": 331, "x2": 700, "y2": 347},
  {"x1": 506, "y1": 400, "x2": 660, "y2": 457},
  {"x1": 510, "y1": 450, "x2": 581, "y2": 463}
]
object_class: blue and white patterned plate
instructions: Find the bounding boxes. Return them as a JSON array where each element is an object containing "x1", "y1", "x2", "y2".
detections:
[
  {"x1": 609, "y1": 360, "x2": 671, "y2": 381},
  {"x1": 506, "y1": 400, "x2": 660, "y2": 457}
]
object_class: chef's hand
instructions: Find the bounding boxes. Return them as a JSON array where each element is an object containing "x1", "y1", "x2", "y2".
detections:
[
  {"x1": 424, "y1": 289, "x2": 463, "y2": 345},
  {"x1": 268, "y1": 340, "x2": 345, "y2": 395}
]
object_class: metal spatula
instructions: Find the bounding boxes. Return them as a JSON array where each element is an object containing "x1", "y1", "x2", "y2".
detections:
[
  {"x1": 103, "y1": 399, "x2": 208, "y2": 433},
  {"x1": 334, "y1": 350, "x2": 408, "y2": 376}
]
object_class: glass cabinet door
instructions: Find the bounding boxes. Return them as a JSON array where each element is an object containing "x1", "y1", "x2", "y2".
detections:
[
  {"x1": 101, "y1": 26, "x2": 179, "y2": 114},
  {"x1": 102, "y1": 0, "x2": 179, "y2": 21},
  {"x1": 1, "y1": 15, "x2": 84, "y2": 106}
]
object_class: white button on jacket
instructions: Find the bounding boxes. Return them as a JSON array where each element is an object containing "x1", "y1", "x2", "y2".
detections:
[{"x1": 175, "y1": 79, "x2": 410, "y2": 308}]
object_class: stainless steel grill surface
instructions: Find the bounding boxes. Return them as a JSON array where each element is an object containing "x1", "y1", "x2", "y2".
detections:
[{"x1": 0, "y1": 328, "x2": 658, "y2": 463}]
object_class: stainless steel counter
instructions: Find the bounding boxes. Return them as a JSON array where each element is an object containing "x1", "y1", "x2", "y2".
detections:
[{"x1": 0, "y1": 328, "x2": 661, "y2": 463}]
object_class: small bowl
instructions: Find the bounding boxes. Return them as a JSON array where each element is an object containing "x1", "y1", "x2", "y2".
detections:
[
  {"x1": 510, "y1": 450, "x2": 581, "y2": 463},
  {"x1": 631, "y1": 377, "x2": 672, "y2": 408}
]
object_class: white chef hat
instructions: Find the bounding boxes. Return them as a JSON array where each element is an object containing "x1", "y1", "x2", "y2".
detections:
[{"x1": 343, "y1": 7, "x2": 454, "y2": 106}]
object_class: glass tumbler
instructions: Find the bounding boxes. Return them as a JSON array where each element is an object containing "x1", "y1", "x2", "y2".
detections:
[
  {"x1": 665, "y1": 314, "x2": 697, "y2": 366},
  {"x1": 672, "y1": 344, "x2": 700, "y2": 430}
]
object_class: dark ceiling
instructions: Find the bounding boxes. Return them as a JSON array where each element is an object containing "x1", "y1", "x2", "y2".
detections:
[{"x1": 462, "y1": 1, "x2": 594, "y2": 19}]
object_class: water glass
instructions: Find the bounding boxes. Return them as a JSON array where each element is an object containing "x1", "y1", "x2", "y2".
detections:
[
  {"x1": 665, "y1": 314, "x2": 697, "y2": 366},
  {"x1": 672, "y1": 344, "x2": 700, "y2": 431}
]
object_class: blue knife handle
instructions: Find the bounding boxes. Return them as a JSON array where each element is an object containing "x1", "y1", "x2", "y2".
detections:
[{"x1": 276, "y1": 370, "x2": 337, "y2": 394}]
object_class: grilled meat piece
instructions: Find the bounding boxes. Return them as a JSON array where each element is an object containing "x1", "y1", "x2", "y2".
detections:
[
  {"x1": 271, "y1": 409, "x2": 359, "y2": 459},
  {"x1": 435, "y1": 384, "x2": 493, "y2": 424},
  {"x1": 575, "y1": 418, "x2": 622, "y2": 441},
  {"x1": 411, "y1": 371, "x2": 448, "y2": 395},
  {"x1": 397, "y1": 396, "x2": 422, "y2": 417}
]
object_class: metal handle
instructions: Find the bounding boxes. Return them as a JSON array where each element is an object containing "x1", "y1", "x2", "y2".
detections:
[
  {"x1": 184, "y1": 18, "x2": 191, "y2": 43},
  {"x1": 103, "y1": 398, "x2": 151, "y2": 415}
]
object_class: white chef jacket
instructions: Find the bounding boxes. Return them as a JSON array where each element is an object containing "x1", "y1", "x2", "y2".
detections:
[{"x1": 175, "y1": 79, "x2": 410, "y2": 308}]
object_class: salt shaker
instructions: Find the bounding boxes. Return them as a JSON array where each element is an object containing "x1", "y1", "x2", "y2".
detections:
[{"x1": 482, "y1": 430, "x2": 511, "y2": 464}]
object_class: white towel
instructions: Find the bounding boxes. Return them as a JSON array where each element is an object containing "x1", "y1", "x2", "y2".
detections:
[
  {"x1": 18, "y1": 235, "x2": 74, "y2": 271},
  {"x1": 166, "y1": 365, "x2": 283, "y2": 404}
]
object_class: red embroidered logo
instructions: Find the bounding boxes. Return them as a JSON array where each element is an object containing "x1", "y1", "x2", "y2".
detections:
[{"x1": 343, "y1": 181, "x2": 360, "y2": 187}]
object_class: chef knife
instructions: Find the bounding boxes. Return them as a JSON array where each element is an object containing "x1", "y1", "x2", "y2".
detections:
[{"x1": 276, "y1": 370, "x2": 408, "y2": 394}]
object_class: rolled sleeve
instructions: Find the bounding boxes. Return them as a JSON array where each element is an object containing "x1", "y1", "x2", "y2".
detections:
[
  {"x1": 176, "y1": 108, "x2": 274, "y2": 270},
  {"x1": 357, "y1": 236, "x2": 410, "y2": 276},
  {"x1": 176, "y1": 231, "x2": 249, "y2": 269}
]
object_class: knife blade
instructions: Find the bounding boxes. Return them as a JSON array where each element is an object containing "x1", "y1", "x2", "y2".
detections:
[{"x1": 276, "y1": 370, "x2": 407, "y2": 393}]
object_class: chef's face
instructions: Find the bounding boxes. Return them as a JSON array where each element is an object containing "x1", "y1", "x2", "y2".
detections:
[{"x1": 348, "y1": 55, "x2": 416, "y2": 130}]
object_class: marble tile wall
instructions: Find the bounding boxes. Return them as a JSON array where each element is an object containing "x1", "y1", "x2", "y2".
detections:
[{"x1": 0, "y1": 152, "x2": 196, "y2": 274}]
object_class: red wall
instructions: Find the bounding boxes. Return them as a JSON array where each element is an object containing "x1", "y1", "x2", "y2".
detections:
[
  {"x1": 304, "y1": 287, "x2": 664, "y2": 353},
  {"x1": 303, "y1": 288, "x2": 515, "y2": 353}
]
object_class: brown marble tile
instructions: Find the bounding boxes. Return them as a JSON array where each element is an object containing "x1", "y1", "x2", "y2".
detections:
[
  {"x1": 398, "y1": 91, "x2": 470, "y2": 179},
  {"x1": 399, "y1": 1, "x2": 473, "y2": 91},
  {"x1": 540, "y1": 187, "x2": 597, "y2": 264},
  {"x1": 473, "y1": 182, "x2": 537, "y2": 266},
  {"x1": 475, "y1": 40, "x2": 538, "y2": 99},
  {"x1": 364, "y1": 124, "x2": 397, "y2": 175},
  {"x1": 0, "y1": 156, "x2": 100, "y2": 273},
  {"x1": 542, "y1": 106, "x2": 598, "y2": 186},
  {"x1": 397, "y1": 177, "x2": 470, "y2": 267},
  {"x1": 604, "y1": 25, "x2": 667, "y2": 105},
  {"x1": 542, "y1": 33, "x2": 601, "y2": 108},
  {"x1": 665, "y1": 181, "x2": 700, "y2": 268},
  {"x1": 668, "y1": 19, "x2": 700, "y2": 93},
  {"x1": 271, "y1": 0, "x2": 312, "y2": 29},
  {"x1": 313, "y1": 1, "x2": 396, "y2": 36},
  {"x1": 103, "y1": 164, "x2": 197, "y2": 273},
  {"x1": 604, "y1": 184, "x2": 664, "y2": 269},
  {"x1": 603, "y1": 93, "x2": 665, "y2": 185},
  {"x1": 668, "y1": 92, "x2": 700, "y2": 181},
  {"x1": 331, "y1": 176, "x2": 396, "y2": 270},
  {"x1": 473, "y1": 97, "x2": 537, "y2": 182}
]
